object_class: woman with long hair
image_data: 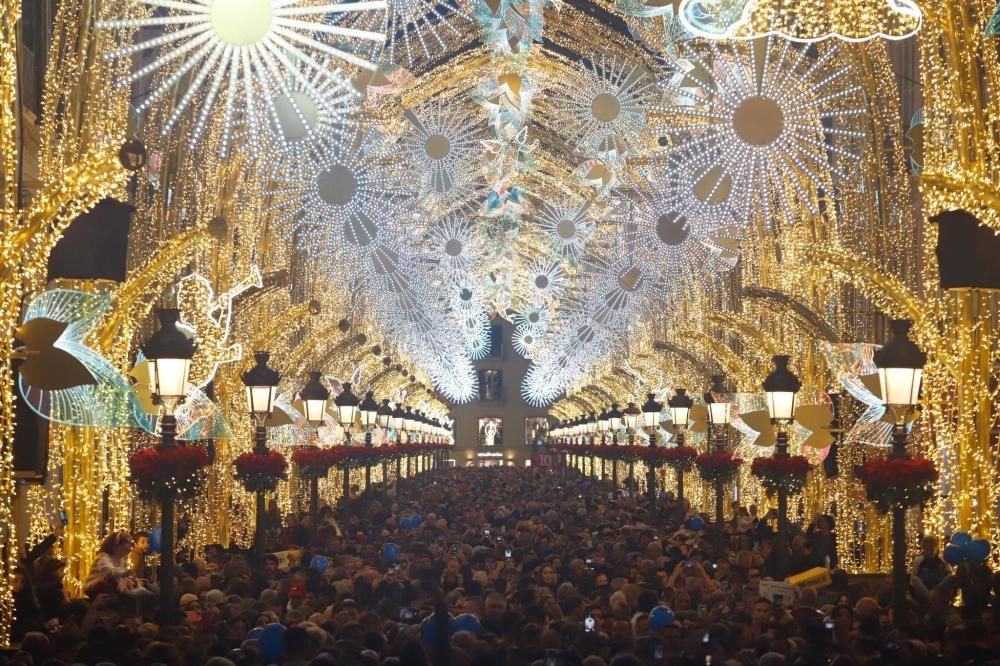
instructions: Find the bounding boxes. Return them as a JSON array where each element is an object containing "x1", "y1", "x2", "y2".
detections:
[{"x1": 83, "y1": 531, "x2": 138, "y2": 598}]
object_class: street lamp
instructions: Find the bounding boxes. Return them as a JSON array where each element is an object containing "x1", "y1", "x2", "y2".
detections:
[
  {"x1": 299, "y1": 371, "x2": 329, "y2": 521},
  {"x1": 377, "y1": 399, "x2": 393, "y2": 430},
  {"x1": 668, "y1": 388, "x2": 694, "y2": 508},
  {"x1": 762, "y1": 355, "x2": 801, "y2": 578},
  {"x1": 641, "y1": 393, "x2": 663, "y2": 501},
  {"x1": 704, "y1": 375, "x2": 731, "y2": 546},
  {"x1": 333, "y1": 383, "x2": 359, "y2": 438},
  {"x1": 873, "y1": 319, "x2": 926, "y2": 624},
  {"x1": 140, "y1": 308, "x2": 196, "y2": 626},
  {"x1": 623, "y1": 402, "x2": 642, "y2": 435},
  {"x1": 241, "y1": 351, "x2": 280, "y2": 564},
  {"x1": 359, "y1": 391, "x2": 379, "y2": 438},
  {"x1": 299, "y1": 371, "x2": 329, "y2": 428},
  {"x1": 608, "y1": 403, "x2": 623, "y2": 436}
]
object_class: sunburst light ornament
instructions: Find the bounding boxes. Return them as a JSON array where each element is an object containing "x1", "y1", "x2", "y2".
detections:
[
  {"x1": 611, "y1": 155, "x2": 741, "y2": 299},
  {"x1": 653, "y1": 38, "x2": 867, "y2": 225},
  {"x1": 98, "y1": 0, "x2": 387, "y2": 151},
  {"x1": 269, "y1": 130, "x2": 415, "y2": 270},
  {"x1": 549, "y1": 54, "x2": 658, "y2": 161},
  {"x1": 402, "y1": 102, "x2": 487, "y2": 214},
  {"x1": 344, "y1": 0, "x2": 475, "y2": 68},
  {"x1": 535, "y1": 198, "x2": 596, "y2": 265}
]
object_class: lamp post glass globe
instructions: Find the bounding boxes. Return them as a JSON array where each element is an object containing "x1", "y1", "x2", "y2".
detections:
[
  {"x1": 763, "y1": 355, "x2": 802, "y2": 424},
  {"x1": 334, "y1": 382, "x2": 360, "y2": 428},
  {"x1": 359, "y1": 391, "x2": 379, "y2": 429},
  {"x1": 874, "y1": 319, "x2": 926, "y2": 422},
  {"x1": 668, "y1": 388, "x2": 693, "y2": 430},
  {"x1": 141, "y1": 309, "x2": 197, "y2": 415},
  {"x1": 300, "y1": 370, "x2": 330, "y2": 427},
  {"x1": 242, "y1": 351, "x2": 281, "y2": 424},
  {"x1": 623, "y1": 402, "x2": 642, "y2": 431}
]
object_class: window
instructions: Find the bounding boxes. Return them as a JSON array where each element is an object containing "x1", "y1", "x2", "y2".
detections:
[
  {"x1": 478, "y1": 417, "x2": 503, "y2": 447},
  {"x1": 525, "y1": 417, "x2": 548, "y2": 447},
  {"x1": 477, "y1": 369, "x2": 503, "y2": 401}
]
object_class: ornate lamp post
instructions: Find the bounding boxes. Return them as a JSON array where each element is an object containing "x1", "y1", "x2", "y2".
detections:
[
  {"x1": 705, "y1": 375, "x2": 731, "y2": 546},
  {"x1": 623, "y1": 402, "x2": 642, "y2": 490},
  {"x1": 597, "y1": 409, "x2": 610, "y2": 479},
  {"x1": 641, "y1": 393, "x2": 663, "y2": 500},
  {"x1": 377, "y1": 399, "x2": 393, "y2": 479},
  {"x1": 391, "y1": 404, "x2": 406, "y2": 477},
  {"x1": 404, "y1": 407, "x2": 417, "y2": 475},
  {"x1": 873, "y1": 319, "x2": 926, "y2": 624},
  {"x1": 359, "y1": 391, "x2": 379, "y2": 489},
  {"x1": 334, "y1": 383, "x2": 359, "y2": 498},
  {"x1": 668, "y1": 388, "x2": 693, "y2": 507},
  {"x1": 242, "y1": 351, "x2": 280, "y2": 564},
  {"x1": 141, "y1": 309, "x2": 195, "y2": 625},
  {"x1": 607, "y1": 403, "x2": 623, "y2": 489},
  {"x1": 763, "y1": 355, "x2": 801, "y2": 578},
  {"x1": 299, "y1": 371, "x2": 329, "y2": 522}
]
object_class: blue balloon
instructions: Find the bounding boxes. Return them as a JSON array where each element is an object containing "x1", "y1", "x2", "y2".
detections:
[
  {"x1": 449, "y1": 613, "x2": 482, "y2": 637},
  {"x1": 413, "y1": 514, "x2": 422, "y2": 525},
  {"x1": 690, "y1": 516, "x2": 704, "y2": 532},
  {"x1": 245, "y1": 627, "x2": 264, "y2": 641},
  {"x1": 966, "y1": 539, "x2": 991, "y2": 563},
  {"x1": 420, "y1": 614, "x2": 452, "y2": 644},
  {"x1": 148, "y1": 526, "x2": 162, "y2": 554},
  {"x1": 384, "y1": 543, "x2": 400, "y2": 563},
  {"x1": 259, "y1": 622, "x2": 286, "y2": 662},
  {"x1": 649, "y1": 605, "x2": 675, "y2": 631},
  {"x1": 310, "y1": 555, "x2": 329, "y2": 574},
  {"x1": 943, "y1": 543, "x2": 967, "y2": 566},
  {"x1": 950, "y1": 531, "x2": 973, "y2": 548}
]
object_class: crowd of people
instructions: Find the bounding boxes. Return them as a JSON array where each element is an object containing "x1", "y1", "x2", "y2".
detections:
[{"x1": 8, "y1": 466, "x2": 1000, "y2": 665}]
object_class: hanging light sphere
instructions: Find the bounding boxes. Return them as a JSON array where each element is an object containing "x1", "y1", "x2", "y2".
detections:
[{"x1": 118, "y1": 138, "x2": 148, "y2": 171}]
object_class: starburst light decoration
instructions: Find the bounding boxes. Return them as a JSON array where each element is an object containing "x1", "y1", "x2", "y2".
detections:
[
  {"x1": 526, "y1": 259, "x2": 568, "y2": 302},
  {"x1": 653, "y1": 37, "x2": 867, "y2": 225},
  {"x1": 423, "y1": 215, "x2": 486, "y2": 282},
  {"x1": 343, "y1": 0, "x2": 475, "y2": 68},
  {"x1": 549, "y1": 54, "x2": 657, "y2": 161},
  {"x1": 402, "y1": 102, "x2": 487, "y2": 214},
  {"x1": 98, "y1": 0, "x2": 387, "y2": 151},
  {"x1": 535, "y1": 197, "x2": 596, "y2": 265},
  {"x1": 677, "y1": 0, "x2": 922, "y2": 42},
  {"x1": 269, "y1": 130, "x2": 416, "y2": 268},
  {"x1": 610, "y1": 155, "x2": 741, "y2": 300}
]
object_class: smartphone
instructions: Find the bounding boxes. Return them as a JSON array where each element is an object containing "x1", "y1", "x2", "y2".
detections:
[
  {"x1": 585, "y1": 557, "x2": 593, "y2": 565},
  {"x1": 484, "y1": 528, "x2": 491, "y2": 536},
  {"x1": 684, "y1": 560, "x2": 693, "y2": 568},
  {"x1": 399, "y1": 559, "x2": 408, "y2": 568},
  {"x1": 698, "y1": 604, "x2": 708, "y2": 619},
  {"x1": 496, "y1": 536, "x2": 503, "y2": 543},
  {"x1": 59, "y1": 510, "x2": 68, "y2": 525},
  {"x1": 450, "y1": 543, "x2": 460, "y2": 553},
  {"x1": 825, "y1": 619, "x2": 835, "y2": 630},
  {"x1": 545, "y1": 649, "x2": 559, "y2": 666},
  {"x1": 398, "y1": 607, "x2": 418, "y2": 623},
  {"x1": 702, "y1": 631, "x2": 710, "y2": 644},
  {"x1": 388, "y1": 564, "x2": 398, "y2": 574},
  {"x1": 504, "y1": 548, "x2": 512, "y2": 561},
  {"x1": 584, "y1": 615, "x2": 596, "y2": 632},
  {"x1": 774, "y1": 594, "x2": 784, "y2": 607},
  {"x1": 652, "y1": 642, "x2": 664, "y2": 660}
]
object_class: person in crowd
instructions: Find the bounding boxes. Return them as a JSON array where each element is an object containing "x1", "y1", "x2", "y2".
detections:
[
  {"x1": 130, "y1": 530, "x2": 154, "y2": 582},
  {"x1": 10, "y1": 467, "x2": 1000, "y2": 666}
]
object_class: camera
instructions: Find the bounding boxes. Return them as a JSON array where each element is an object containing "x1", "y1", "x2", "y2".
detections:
[
  {"x1": 504, "y1": 548, "x2": 512, "y2": 560},
  {"x1": 398, "y1": 608, "x2": 418, "y2": 623},
  {"x1": 584, "y1": 615, "x2": 596, "y2": 632}
]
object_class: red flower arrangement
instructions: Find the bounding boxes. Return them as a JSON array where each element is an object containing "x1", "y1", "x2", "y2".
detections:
[
  {"x1": 603, "y1": 445, "x2": 645, "y2": 462},
  {"x1": 751, "y1": 455, "x2": 812, "y2": 496},
  {"x1": 339, "y1": 446, "x2": 390, "y2": 469},
  {"x1": 695, "y1": 451, "x2": 744, "y2": 483},
  {"x1": 291, "y1": 447, "x2": 342, "y2": 479},
  {"x1": 128, "y1": 445, "x2": 210, "y2": 500},
  {"x1": 234, "y1": 451, "x2": 287, "y2": 492},
  {"x1": 859, "y1": 456, "x2": 938, "y2": 512},
  {"x1": 653, "y1": 446, "x2": 699, "y2": 471}
]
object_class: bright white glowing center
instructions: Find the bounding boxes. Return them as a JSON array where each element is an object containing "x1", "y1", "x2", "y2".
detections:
[
  {"x1": 592, "y1": 93, "x2": 622, "y2": 123},
  {"x1": 425, "y1": 134, "x2": 451, "y2": 160},
  {"x1": 274, "y1": 91, "x2": 319, "y2": 142},
  {"x1": 317, "y1": 164, "x2": 357, "y2": 206},
  {"x1": 211, "y1": 0, "x2": 274, "y2": 46},
  {"x1": 557, "y1": 218, "x2": 577, "y2": 239}
]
